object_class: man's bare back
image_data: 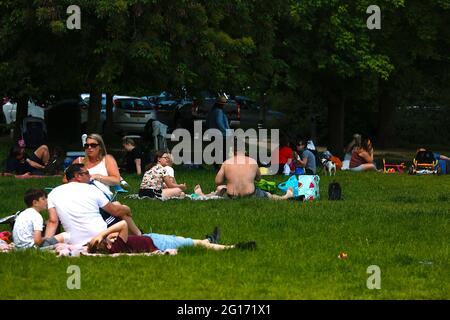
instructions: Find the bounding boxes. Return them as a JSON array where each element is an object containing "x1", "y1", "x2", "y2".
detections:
[{"x1": 215, "y1": 153, "x2": 260, "y2": 197}]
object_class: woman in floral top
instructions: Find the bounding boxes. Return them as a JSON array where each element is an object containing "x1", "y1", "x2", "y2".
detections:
[{"x1": 139, "y1": 151, "x2": 187, "y2": 199}]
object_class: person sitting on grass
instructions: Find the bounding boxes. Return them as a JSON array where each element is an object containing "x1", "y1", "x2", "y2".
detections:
[
  {"x1": 195, "y1": 141, "x2": 294, "y2": 200},
  {"x1": 13, "y1": 189, "x2": 68, "y2": 249},
  {"x1": 139, "y1": 151, "x2": 186, "y2": 200},
  {"x1": 349, "y1": 138, "x2": 377, "y2": 172},
  {"x1": 292, "y1": 139, "x2": 316, "y2": 175},
  {"x1": 161, "y1": 153, "x2": 187, "y2": 190},
  {"x1": 87, "y1": 220, "x2": 256, "y2": 254},
  {"x1": 45, "y1": 164, "x2": 141, "y2": 246},
  {"x1": 120, "y1": 137, "x2": 143, "y2": 175},
  {"x1": 417, "y1": 148, "x2": 450, "y2": 162},
  {"x1": 5, "y1": 143, "x2": 51, "y2": 175}
]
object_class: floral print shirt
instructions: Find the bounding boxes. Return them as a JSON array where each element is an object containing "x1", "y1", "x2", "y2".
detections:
[{"x1": 139, "y1": 164, "x2": 169, "y2": 191}]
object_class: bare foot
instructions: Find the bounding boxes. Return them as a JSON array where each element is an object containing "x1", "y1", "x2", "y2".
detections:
[
  {"x1": 194, "y1": 184, "x2": 205, "y2": 196},
  {"x1": 216, "y1": 185, "x2": 227, "y2": 197},
  {"x1": 285, "y1": 187, "x2": 294, "y2": 199}
]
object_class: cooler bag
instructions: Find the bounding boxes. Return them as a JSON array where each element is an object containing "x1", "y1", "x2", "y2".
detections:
[{"x1": 278, "y1": 175, "x2": 320, "y2": 200}]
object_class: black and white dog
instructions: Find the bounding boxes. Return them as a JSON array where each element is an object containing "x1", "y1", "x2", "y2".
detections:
[{"x1": 321, "y1": 157, "x2": 336, "y2": 176}]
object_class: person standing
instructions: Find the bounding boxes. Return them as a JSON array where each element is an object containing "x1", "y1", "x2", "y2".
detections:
[{"x1": 206, "y1": 96, "x2": 231, "y2": 165}]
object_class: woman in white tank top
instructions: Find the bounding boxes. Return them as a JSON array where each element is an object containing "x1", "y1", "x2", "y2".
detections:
[{"x1": 74, "y1": 133, "x2": 121, "y2": 197}]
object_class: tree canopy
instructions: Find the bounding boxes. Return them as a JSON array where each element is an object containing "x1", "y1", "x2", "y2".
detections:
[{"x1": 1, "y1": 0, "x2": 449, "y2": 149}]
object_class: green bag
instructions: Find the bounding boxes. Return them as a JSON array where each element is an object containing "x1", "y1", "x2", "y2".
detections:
[{"x1": 255, "y1": 179, "x2": 277, "y2": 193}]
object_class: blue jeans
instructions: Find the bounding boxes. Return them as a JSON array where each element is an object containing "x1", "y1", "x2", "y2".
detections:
[{"x1": 144, "y1": 233, "x2": 194, "y2": 251}]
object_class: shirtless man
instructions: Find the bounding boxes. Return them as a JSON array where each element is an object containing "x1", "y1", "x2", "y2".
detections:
[{"x1": 196, "y1": 147, "x2": 293, "y2": 200}]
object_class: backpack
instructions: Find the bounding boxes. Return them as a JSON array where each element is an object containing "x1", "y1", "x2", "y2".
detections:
[{"x1": 328, "y1": 182, "x2": 342, "y2": 200}]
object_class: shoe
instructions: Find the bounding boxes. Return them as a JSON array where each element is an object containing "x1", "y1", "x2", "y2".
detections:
[
  {"x1": 120, "y1": 179, "x2": 130, "y2": 190},
  {"x1": 234, "y1": 241, "x2": 257, "y2": 250},
  {"x1": 206, "y1": 226, "x2": 220, "y2": 244}
]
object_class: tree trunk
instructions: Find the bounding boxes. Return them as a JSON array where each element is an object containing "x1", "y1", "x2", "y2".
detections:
[
  {"x1": 87, "y1": 91, "x2": 102, "y2": 134},
  {"x1": 327, "y1": 94, "x2": 345, "y2": 156},
  {"x1": 13, "y1": 96, "x2": 29, "y2": 141},
  {"x1": 376, "y1": 81, "x2": 396, "y2": 148},
  {"x1": 103, "y1": 92, "x2": 114, "y2": 135}
]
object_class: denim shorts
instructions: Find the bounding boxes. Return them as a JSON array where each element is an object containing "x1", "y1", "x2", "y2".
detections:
[{"x1": 145, "y1": 233, "x2": 194, "y2": 251}]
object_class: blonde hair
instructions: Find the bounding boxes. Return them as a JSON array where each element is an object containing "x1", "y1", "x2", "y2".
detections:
[
  {"x1": 86, "y1": 133, "x2": 107, "y2": 160},
  {"x1": 352, "y1": 134, "x2": 362, "y2": 148}
]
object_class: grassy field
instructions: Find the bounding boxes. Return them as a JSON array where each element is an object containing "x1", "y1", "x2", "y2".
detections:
[{"x1": 0, "y1": 165, "x2": 449, "y2": 300}]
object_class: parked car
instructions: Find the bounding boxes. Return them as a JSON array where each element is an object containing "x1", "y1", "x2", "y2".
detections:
[
  {"x1": 80, "y1": 93, "x2": 106, "y2": 126},
  {"x1": 142, "y1": 91, "x2": 183, "y2": 130},
  {"x1": 158, "y1": 91, "x2": 240, "y2": 132},
  {"x1": 80, "y1": 94, "x2": 157, "y2": 134},
  {"x1": 110, "y1": 96, "x2": 157, "y2": 134},
  {"x1": 233, "y1": 96, "x2": 286, "y2": 129},
  {"x1": 2, "y1": 98, "x2": 46, "y2": 124}
]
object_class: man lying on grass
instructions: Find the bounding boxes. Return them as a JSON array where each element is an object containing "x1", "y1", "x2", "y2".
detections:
[{"x1": 87, "y1": 220, "x2": 256, "y2": 254}]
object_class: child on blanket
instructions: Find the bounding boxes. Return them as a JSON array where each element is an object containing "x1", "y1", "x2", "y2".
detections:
[
  {"x1": 87, "y1": 220, "x2": 256, "y2": 254},
  {"x1": 12, "y1": 189, "x2": 69, "y2": 249}
]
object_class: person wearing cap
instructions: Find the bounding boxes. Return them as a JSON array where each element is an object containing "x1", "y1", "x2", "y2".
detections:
[{"x1": 206, "y1": 96, "x2": 231, "y2": 166}]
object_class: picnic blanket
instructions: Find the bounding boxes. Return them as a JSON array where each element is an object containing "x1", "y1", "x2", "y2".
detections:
[
  {"x1": 53, "y1": 243, "x2": 177, "y2": 257},
  {"x1": 125, "y1": 193, "x2": 225, "y2": 201},
  {"x1": 0, "y1": 241, "x2": 177, "y2": 256},
  {"x1": 0, "y1": 240, "x2": 15, "y2": 252}
]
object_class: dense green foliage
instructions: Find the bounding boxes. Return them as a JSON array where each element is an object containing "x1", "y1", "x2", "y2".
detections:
[{"x1": 0, "y1": 1, "x2": 449, "y2": 148}]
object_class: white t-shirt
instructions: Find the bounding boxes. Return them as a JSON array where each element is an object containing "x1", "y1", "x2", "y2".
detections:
[
  {"x1": 13, "y1": 208, "x2": 43, "y2": 249},
  {"x1": 165, "y1": 166, "x2": 175, "y2": 178},
  {"x1": 47, "y1": 182, "x2": 109, "y2": 245}
]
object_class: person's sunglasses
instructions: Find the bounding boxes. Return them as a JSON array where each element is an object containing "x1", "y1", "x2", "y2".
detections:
[
  {"x1": 84, "y1": 143, "x2": 99, "y2": 149},
  {"x1": 77, "y1": 171, "x2": 90, "y2": 176}
]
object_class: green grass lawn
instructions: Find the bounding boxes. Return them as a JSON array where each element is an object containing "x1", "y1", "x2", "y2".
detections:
[{"x1": 0, "y1": 168, "x2": 449, "y2": 300}]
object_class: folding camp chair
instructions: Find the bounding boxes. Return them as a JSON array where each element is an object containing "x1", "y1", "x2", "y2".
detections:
[{"x1": 0, "y1": 211, "x2": 21, "y2": 230}]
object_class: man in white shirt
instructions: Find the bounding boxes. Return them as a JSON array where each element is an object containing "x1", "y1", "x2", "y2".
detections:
[{"x1": 45, "y1": 164, "x2": 141, "y2": 245}]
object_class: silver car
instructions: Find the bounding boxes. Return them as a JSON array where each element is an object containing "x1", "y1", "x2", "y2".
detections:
[{"x1": 111, "y1": 96, "x2": 157, "y2": 134}]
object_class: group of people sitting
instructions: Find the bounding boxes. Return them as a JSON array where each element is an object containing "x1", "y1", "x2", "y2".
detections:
[
  {"x1": 272, "y1": 133, "x2": 378, "y2": 174},
  {"x1": 6, "y1": 130, "x2": 449, "y2": 256},
  {"x1": 11, "y1": 132, "x2": 286, "y2": 254},
  {"x1": 11, "y1": 163, "x2": 256, "y2": 254},
  {"x1": 272, "y1": 136, "x2": 317, "y2": 175}
]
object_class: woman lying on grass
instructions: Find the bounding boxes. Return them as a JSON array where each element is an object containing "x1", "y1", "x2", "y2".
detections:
[{"x1": 87, "y1": 220, "x2": 256, "y2": 254}]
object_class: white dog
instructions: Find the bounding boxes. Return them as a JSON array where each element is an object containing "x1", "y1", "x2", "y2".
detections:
[{"x1": 321, "y1": 158, "x2": 336, "y2": 176}]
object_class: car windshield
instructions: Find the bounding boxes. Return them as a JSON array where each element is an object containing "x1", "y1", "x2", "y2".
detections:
[{"x1": 116, "y1": 99, "x2": 153, "y2": 110}]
